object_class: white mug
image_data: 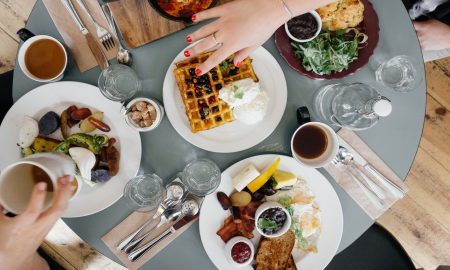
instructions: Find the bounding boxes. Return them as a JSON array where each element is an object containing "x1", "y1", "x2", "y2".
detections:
[
  {"x1": 0, "y1": 153, "x2": 79, "y2": 214},
  {"x1": 17, "y1": 33, "x2": 68, "y2": 83},
  {"x1": 290, "y1": 122, "x2": 339, "y2": 168}
]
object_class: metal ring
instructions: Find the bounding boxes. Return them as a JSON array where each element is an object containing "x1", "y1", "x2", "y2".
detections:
[{"x1": 212, "y1": 32, "x2": 223, "y2": 47}]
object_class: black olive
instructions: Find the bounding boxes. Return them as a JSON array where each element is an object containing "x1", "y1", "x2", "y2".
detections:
[
  {"x1": 252, "y1": 190, "x2": 265, "y2": 201},
  {"x1": 259, "y1": 179, "x2": 277, "y2": 196}
]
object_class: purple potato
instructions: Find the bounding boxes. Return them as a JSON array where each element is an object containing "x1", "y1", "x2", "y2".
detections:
[
  {"x1": 91, "y1": 168, "x2": 112, "y2": 183},
  {"x1": 38, "y1": 111, "x2": 60, "y2": 135}
]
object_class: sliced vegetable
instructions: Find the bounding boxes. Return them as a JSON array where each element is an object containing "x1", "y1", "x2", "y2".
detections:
[
  {"x1": 246, "y1": 157, "x2": 281, "y2": 193},
  {"x1": 91, "y1": 168, "x2": 112, "y2": 183},
  {"x1": 88, "y1": 117, "x2": 111, "y2": 132},
  {"x1": 38, "y1": 111, "x2": 60, "y2": 135},
  {"x1": 259, "y1": 178, "x2": 277, "y2": 196},
  {"x1": 60, "y1": 110, "x2": 70, "y2": 139},
  {"x1": 230, "y1": 191, "x2": 252, "y2": 207},
  {"x1": 217, "y1": 192, "x2": 231, "y2": 210},
  {"x1": 272, "y1": 170, "x2": 297, "y2": 189},
  {"x1": 106, "y1": 145, "x2": 120, "y2": 176},
  {"x1": 21, "y1": 147, "x2": 33, "y2": 157},
  {"x1": 70, "y1": 108, "x2": 92, "y2": 121},
  {"x1": 79, "y1": 112, "x2": 103, "y2": 133},
  {"x1": 19, "y1": 117, "x2": 39, "y2": 148},
  {"x1": 32, "y1": 136, "x2": 61, "y2": 153}
]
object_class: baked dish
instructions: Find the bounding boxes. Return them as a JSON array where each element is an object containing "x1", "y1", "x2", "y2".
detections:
[
  {"x1": 316, "y1": 0, "x2": 365, "y2": 31},
  {"x1": 174, "y1": 52, "x2": 258, "y2": 133}
]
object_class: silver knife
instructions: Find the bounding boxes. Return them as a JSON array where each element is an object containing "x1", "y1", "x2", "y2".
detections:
[
  {"x1": 61, "y1": 0, "x2": 109, "y2": 70},
  {"x1": 128, "y1": 214, "x2": 198, "y2": 262}
]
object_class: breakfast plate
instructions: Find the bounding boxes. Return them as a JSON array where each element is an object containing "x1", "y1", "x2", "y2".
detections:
[
  {"x1": 199, "y1": 155, "x2": 343, "y2": 270},
  {"x1": 0, "y1": 82, "x2": 141, "y2": 217},
  {"x1": 163, "y1": 46, "x2": 287, "y2": 153},
  {"x1": 275, "y1": 0, "x2": 379, "y2": 80}
]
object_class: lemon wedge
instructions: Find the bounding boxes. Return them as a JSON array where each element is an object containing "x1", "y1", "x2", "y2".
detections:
[{"x1": 273, "y1": 170, "x2": 297, "y2": 189}]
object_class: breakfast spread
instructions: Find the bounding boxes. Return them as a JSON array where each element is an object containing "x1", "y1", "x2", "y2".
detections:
[
  {"x1": 18, "y1": 105, "x2": 120, "y2": 185},
  {"x1": 174, "y1": 52, "x2": 258, "y2": 132}
]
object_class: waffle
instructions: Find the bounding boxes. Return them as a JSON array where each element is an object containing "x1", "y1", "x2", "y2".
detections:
[{"x1": 174, "y1": 52, "x2": 258, "y2": 133}]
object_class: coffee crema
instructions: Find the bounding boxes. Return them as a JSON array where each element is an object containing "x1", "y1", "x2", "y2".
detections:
[
  {"x1": 24, "y1": 39, "x2": 65, "y2": 80},
  {"x1": 293, "y1": 125, "x2": 328, "y2": 159}
]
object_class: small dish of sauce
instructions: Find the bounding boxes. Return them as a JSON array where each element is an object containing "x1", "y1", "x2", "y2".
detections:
[
  {"x1": 231, "y1": 242, "x2": 252, "y2": 264},
  {"x1": 224, "y1": 236, "x2": 254, "y2": 267},
  {"x1": 285, "y1": 11, "x2": 322, "y2": 43}
]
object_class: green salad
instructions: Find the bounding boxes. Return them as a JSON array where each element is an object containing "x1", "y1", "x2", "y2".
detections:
[{"x1": 292, "y1": 28, "x2": 368, "y2": 75}]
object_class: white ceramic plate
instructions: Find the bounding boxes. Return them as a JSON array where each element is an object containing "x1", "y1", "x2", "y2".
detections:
[
  {"x1": 199, "y1": 155, "x2": 343, "y2": 270},
  {"x1": 163, "y1": 46, "x2": 287, "y2": 153},
  {"x1": 0, "y1": 82, "x2": 141, "y2": 217}
]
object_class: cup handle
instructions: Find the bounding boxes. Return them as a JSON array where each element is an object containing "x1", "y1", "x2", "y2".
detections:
[
  {"x1": 296, "y1": 106, "x2": 311, "y2": 125},
  {"x1": 17, "y1": 28, "x2": 35, "y2": 42}
]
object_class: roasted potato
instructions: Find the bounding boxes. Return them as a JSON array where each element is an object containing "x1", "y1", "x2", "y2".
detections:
[{"x1": 32, "y1": 136, "x2": 62, "y2": 153}]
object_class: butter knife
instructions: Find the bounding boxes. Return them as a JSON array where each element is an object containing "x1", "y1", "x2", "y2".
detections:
[
  {"x1": 128, "y1": 214, "x2": 198, "y2": 262},
  {"x1": 61, "y1": 0, "x2": 109, "y2": 70}
]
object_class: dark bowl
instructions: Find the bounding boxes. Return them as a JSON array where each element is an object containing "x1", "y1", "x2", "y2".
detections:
[
  {"x1": 274, "y1": 0, "x2": 380, "y2": 80},
  {"x1": 148, "y1": 0, "x2": 218, "y2": 24}
]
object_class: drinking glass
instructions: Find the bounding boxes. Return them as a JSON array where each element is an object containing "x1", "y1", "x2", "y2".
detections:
[
  {"x1": 123, "y1": 174, "x2": 165, "y2": 212},
  {"x1": 182, "y1": 159, "x2": 221, "y2": 197},
  {"x1": 375, "y1": 55, "x2": 420, "y2": 93},
  {"x1": 98, "y1": 64, "x2": 141, "y2": 102}
]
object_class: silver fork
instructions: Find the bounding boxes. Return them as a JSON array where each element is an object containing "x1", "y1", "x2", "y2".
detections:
[{"x1": 76, "y1": 0, "x2": 115, "y2": 50}]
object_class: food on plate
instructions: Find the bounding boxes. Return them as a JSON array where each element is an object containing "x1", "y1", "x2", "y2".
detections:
[
  {"x1": 70, "y1": 107, "x2": 92, "y2": 121},
  {"x1": 292, "y1": 28, "x2": 368, "y2": 75},
  {"x1": 55, "y1": 133, "x2": 105, "y2": 155},
  {"x1": 155, "y1": 0, "x2": 214, "y2": 19},
  {"x1": 286, "y1": 255, "x2": 297, "y2": 270},
  {"x1": 257, "y1": 207, "x2": 288, "y2": 236},
  {"x1": 254, "y1": 230, "x2": 297, "y2": 270},
  {"x1": 287, "y1": 13, "x2": 319, "y2": 40},
  {"x1": 174, "y1": 52, "x2": 258, "y2": 132},
  {"x1": 217, "y1": 191, "x2": 231, "y2": 210},
  {"x1": 232, "y1": 164, "x2": 260, "y2": 192},
  {"x1": 79, "y1": 112, "x2": 104, "y2": 133},
  {"x1": 272, "y1": 170, "x2": 297, "y2": 189},
  {"x1": 247, "y1": 156, "x2": 280, "y2": 193},
  {"x1": 230, "y1": 191, "x2": 252, "y2": 207},
  {"x1": 224, "y1": 236, "x2": 254, "y2": 266},
  {"x1": 38, "y1": 111, "x2": 60, "y2": 135},
  {"x1": 18, "y1": 117, "x2": 39, "y2": 148},
  {"x1": 267, "y1": 179, "x2": 321, "y2": 253},
  {"x1": 127, "y1": 100, "x2": 158, "y2": 128},
  {"x1": 218, "y1": 78, "x2": 268, "y2": 125},
  {"x1": 69, "y1": 147, "x2": 96, "y2": 181},
  {"x1": 31, "y1": 136, "x2": 61, "y2": 154},
  {"x1": 316, "y1": 0, "x2": 364, "y2": 31},
  {"x1": 88, "y1": 117, "x2": 111, "y2": 132}
]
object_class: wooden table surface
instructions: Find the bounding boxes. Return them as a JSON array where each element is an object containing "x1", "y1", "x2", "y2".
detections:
[{"x1": 0, "y1": 1, "x2": 449, "y2": 269}]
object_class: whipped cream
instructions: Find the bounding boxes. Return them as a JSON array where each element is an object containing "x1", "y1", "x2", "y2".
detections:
[{"x1": 219, "y1": 78, "x2": 268, "y2": 125}]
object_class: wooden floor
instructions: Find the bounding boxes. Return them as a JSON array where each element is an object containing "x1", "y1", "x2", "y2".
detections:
[{"x1": 1, "y1": 1, "x2": 449, "y2": 269}]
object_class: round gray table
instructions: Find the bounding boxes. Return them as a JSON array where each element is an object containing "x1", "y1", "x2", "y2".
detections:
[{"x1": 13, "y1": 0, "x2": 426, "y2": 269}]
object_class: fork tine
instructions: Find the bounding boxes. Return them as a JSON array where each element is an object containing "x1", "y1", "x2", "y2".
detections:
[
  {"x1": 109, "y1": 35, "x2": 115, "y2": 47},
  {"x1": 107, "y1": 37, "x2": 114, "y2": 50},
  {"x1": 101, "y1": 38, "x2": 108, "y2": 50}
]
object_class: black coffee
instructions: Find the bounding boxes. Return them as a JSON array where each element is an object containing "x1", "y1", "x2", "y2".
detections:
[{"x1": 293, "y1": 125, "x2": 328, "y2": 159}]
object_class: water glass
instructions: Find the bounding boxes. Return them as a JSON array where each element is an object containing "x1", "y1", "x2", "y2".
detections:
[
  {"x1": 375, "y1": 55, "x2": 420, "y2": 93},
  {"x1": 98, "y1": 64, "x2": 141, "y2": 102},
  {"x1": 182, "y1": 159, "x2": 221, "y2": 197},
  {"x1": 123, "y1": 174, "x2": 165, "y2": 212}
]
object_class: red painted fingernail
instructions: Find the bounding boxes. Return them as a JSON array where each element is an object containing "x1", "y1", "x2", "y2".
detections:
[
  {"x1": 235, "y1": 61, "x2": 242, "y2": 67},
  {"x1": 184, "y1": 50, "x2": 190, "y2": 57},
  {"x1": 186, "y1": 36, "x2": 193, "y2": 43},
  {"x1": 191, "y1": 15, "x2": 197, "y2": 21},
  {"x1": 195, "y1": 68, "x2": 202, "y2": 76}
]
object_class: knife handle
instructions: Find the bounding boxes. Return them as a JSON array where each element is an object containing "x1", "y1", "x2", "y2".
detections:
[
  {"x1": 128, "y1": 227, "x2": 175, "y2": 262},
  {"x1": 61, "y1": 0, "x2": 87, "y2": 32}
]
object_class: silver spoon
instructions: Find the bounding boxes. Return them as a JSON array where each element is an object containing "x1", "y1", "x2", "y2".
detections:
[
  {"x1": 128, "y1": 199, "x2": 200, "y2": 262},
  {"x1": 124, "y1": 206, "x2": 181, "y2": 254},
  {"x1": 101, "y1": 3, "x2": 132, "y2": 66},
  {"x1": 332, "y1": 146, "x2": 385, "y2": 209}
]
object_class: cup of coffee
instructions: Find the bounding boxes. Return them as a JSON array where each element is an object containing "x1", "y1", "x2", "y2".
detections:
[
  {"x1": 17, "y1": 28, "x2": 67, "y2": 83},
  {"x1": 290, "y1": 122, "x2": 339, "y2": 168},
  {"x1": 0, "y1": 153, "x2": 79, "y2": 214}
]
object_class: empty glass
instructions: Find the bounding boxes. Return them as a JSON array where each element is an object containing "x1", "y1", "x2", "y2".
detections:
[
  {"x1": 123, "y1": 174, "x2": 165, "y2": 212},
  {"x1": 98, "y1": 64, "x2": 141, "y2": 101},
  {"x1": 375, "y1": 55, "x2": 420, "y2": 93},
  {"x1": 182, "y1": 159, "x2": 221, "y2": 197}
]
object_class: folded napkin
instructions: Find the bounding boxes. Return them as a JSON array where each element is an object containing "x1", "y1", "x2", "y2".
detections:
[
  {"x1": 324, "y1": 129, "x2": 408, "y2": 219},
  {"x1": 102, "y1": 196, "x2": 203, "y2": 270},
  {"x1": 42, "y1": 0, "x2": 117, "y2": 72}
]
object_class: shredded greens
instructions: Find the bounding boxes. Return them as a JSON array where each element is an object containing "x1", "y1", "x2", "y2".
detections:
[
  {"x1": 292, "y1": 28, "x2": 368, "y2": 75},
  {"x1": 257, "y1": 218, "x2": 278, "y2": 230}
]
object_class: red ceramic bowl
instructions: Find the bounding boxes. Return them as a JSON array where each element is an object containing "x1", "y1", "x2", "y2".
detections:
[{"x1": 274, "y1": 0, "x2": 380, "y2": 80}]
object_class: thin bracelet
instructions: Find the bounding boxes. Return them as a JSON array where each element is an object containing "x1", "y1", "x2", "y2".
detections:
[{"x1": 279, "y1": 0, "x2": 294, "y2": 19}]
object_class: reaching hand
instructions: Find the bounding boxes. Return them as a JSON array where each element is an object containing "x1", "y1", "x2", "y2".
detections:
[
  {"x1": 185, "y1": 0, "x2": 290, "y2": 75},
  {"x1": 0, "y1": 176, "x2": 73, "y2": 270},
  {"x1": 414, "y1": 19, "x2": 450, "y2": 51}
]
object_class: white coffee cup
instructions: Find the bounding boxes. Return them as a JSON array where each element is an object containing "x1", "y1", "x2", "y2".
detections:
[
  {"x1": 0, "y1": 153, "x2": 79, "y2": 214},
  {"x1": 17, "y1": 35, "x2": 68, "y2": 82},
  {"x1": 290, "y1": 122, "x2": 339, "y2": 168}
]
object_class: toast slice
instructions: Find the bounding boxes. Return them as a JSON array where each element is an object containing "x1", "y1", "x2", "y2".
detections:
[
  {"x1": 286, "y1": 255, "x2": 297, "y2": 270},
  {"x1": 254, "y1": 230, "x2": 296, "y2": 270}
]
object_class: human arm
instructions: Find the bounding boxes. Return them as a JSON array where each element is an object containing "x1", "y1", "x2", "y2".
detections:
[
  {"x1": 185, "y1": 0, "x2": 336, "y2": 75},
  {"x1": 0, "y1": 176, "x2": 73, "y2": 270},
  {"x1": 414, "y1": 19, "x2": 450, "y2": 51}
]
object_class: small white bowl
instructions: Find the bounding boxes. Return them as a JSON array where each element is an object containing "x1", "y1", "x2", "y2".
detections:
[
  {"x1": 255, "y1": 201, "x2": 292, "y2": 238},
  {"x1": 123, "y1": 97, "x2": 165, "y2": 132},
  {"x1": 224, "y1": 236, "x2": 254, "y2": 267},
  {"x1": 285, "y1": 10, "x2": 322, "y2": 43}
]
